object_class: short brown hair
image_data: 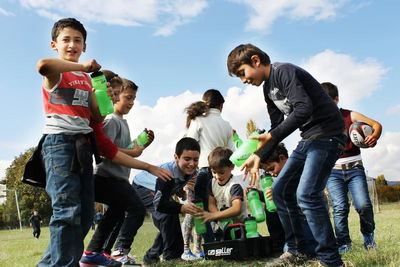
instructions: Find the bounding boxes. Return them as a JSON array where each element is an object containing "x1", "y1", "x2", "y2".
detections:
[
  {"x1": 227, "y1": 44, "x2": 270, "y2": 76},
  {"x1": 321, "y1": 82, "x2": 338, "y2": 101},
  {"x1": 52, "y1": 18, "x2": 87, "y2": 43},
  {"x1": 122, "y1": 78, "x2": 138, "y2": 92},
  {"x1": 208, "y1": 147, "x2": 233, "y2": 169}
]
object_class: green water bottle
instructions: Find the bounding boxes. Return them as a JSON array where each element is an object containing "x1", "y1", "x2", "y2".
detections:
[
  {"x1": 229, "y1": 129, "x2": 266, "y2": 167},
  {"x1": 220, "y1": 206, "x2": 233, "y2": 231},
  {"x1": 192, "y1": 198, "x2": 207, "y2": 234},
  {"x1": 127, "y1": 129, "x2": 149, "y2": 149},
  {"x1": 244, "y1": 214, "x2": 259, "y2": 238},
  {"x1": 247, "y1": 188, "x2": 266, "y2": 223},
  {"x1": 260, "y1": 173, "x2": 277, "y2": 212},
  {"x1": 233, "y1": 132, "x2": 243, "y2": 148},
  {"x1": 91, "y1": 71, "x2": 114, "y2": 116}
]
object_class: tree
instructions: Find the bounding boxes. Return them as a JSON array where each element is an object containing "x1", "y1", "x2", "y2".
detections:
[
  {"x1": 2, "y1": 148, "x2": 52, "y2": 227},
  {"x1": 376, "y1": 174, "x2": 387, "y2": 186},
  {"x1": 246, "y1": 119, "x2": 258, "y2": 138}
]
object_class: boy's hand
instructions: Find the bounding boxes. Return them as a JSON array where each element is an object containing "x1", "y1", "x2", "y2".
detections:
[
  {"x1": 240, "y1": 154, "x2": 261, "y2": 185},
  {"x1": 144, "y1": 129, "x2": 155, "y2": 148},
  {"x1": 364, "y1": 135, "x2": 378, "y2": 147},
  {"x1": 181, "y1": 203, "x2": 200, "y2": 215},
  {"x1": 29, "y1": 223, "x2": 32, "y2": 227},
  {"x1": 196, "y1": 211, "x2": 217, "y2": 224},
  {"x1": 244, "y1": 186, "x2": 258, "y2": 199},
  {"x1": 131, "y1": 140, "x2": 145, "y2": 156},
  {"x1": 250, "y1": 132, "x2": 273, "y2": 152},
  {"x1": 148, "y1": 165, "x2": 173, "y2": 182},
  {"x1": 82, "y1": 59, "x2": 101, "y2": 73}
]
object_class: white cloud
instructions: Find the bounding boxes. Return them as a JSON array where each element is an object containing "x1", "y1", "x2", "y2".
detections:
[
  {"x1": 300, "y1": 49, "x2": 389, "y2": 108},
  {"x1": 20, "y1": 0, "x2": 208, "y2": 36},
  {"x1": 387, "y1": 105, "x2": 400, "y2": 115},
  {"x1": 232, "y1": 0, "x2": 348, "y2": 33},
  {"x1": 0, "y1": 7, "x2": 15, "y2": 16},
  {"x1": 0, "y1": 160, "x2": 12, "y2": 181},
  {"x1": 361, "y1": 131, "x2": 400, "y2": 181}
]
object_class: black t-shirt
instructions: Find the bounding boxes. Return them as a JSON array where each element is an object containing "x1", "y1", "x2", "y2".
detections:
[{"x1": 29, "y1": 215, "x2": 42, "y2": 227}]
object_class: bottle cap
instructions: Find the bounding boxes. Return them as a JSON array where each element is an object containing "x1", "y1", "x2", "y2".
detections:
[
  {"x1": 192, "y1": 198, "x2": 202, "y2": 204},
  {"x1": 220, "y1": 205, "x2": 228, "y2": 211},
  {"x1": 90, "y1": 71, "x2": 104, "y2": 78},
  {"x1": 244, "y1": 214, "x2": 256, "y2": 221},
  {"x1": 255, "y1": 129, "x2": 266, "y2": 134}
]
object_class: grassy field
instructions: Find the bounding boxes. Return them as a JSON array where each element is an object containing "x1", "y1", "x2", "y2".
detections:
[{"x1": 1, "y1": 203, "x2": 399, "y2": 267}]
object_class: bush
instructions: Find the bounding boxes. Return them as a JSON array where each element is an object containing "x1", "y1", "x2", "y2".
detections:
[{"x1": 377, "y1": 185, "x2": 400, "y2": 203}]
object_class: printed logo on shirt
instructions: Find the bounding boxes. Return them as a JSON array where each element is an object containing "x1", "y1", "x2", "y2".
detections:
[
  {"x1": 49, "y1": 87, "x2": 90, "y2": 107},
  {"x1": 268, "y1": 87, "x2": 293, "y2": 116}
]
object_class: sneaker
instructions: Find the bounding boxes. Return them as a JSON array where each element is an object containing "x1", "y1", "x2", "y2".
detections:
[
  {"x1": 181, "y1": 250, "x2": 199, "y2": 261},
  {"x1": 111, "y1": 248, "x2": 138, "y2": 261},
  {"x1": 338, "y1": 244, "x2": 352, "y2": 253},
  {"x1": 112, "y1": 249, "x2": 141, "y2": 266},
  {"x1": 362, "y1": 233, "x2": 377, "y2": 250},
  {"x1": 79, "y1": 252, "x2": 122, "y2": 267},
  {"x1": 265, "y1": 251, "x2": 309, "y2": 267},
  {"x1": 195, "y1": 250, "x2": 204, "y2": 258},
  {"x1": 319, "y1": 262, "x2": 346, "y2": 267}
]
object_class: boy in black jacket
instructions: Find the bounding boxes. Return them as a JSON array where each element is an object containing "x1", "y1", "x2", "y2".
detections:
[{"x1": 29, "y1": 210, "x2": 43, "y2": 239}]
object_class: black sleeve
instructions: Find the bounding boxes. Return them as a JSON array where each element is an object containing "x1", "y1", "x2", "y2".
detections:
[
  {"x1": 230, "y1": 184, "x2": 244, "y2": 202},
  {"x1": 29, "y1": 216, "x2": 33, "y2": 223},
  {"x1": 154, "y1": 178, "x2": 182, "y2": 214}
]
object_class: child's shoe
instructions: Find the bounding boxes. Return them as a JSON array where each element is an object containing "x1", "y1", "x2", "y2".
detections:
[
  {"x1": 79, "y1": 251, "x2": 122, "y2": 267},
  {"x1": 111, "y1": 248, "x2": 141, "y2": 266},
  {"x1": 181, "y1": 250, "x2": 198, "y2": 261},
  {"x1": 338, "y1": 244, "x2": 352, "y2": 253},
  {"x1": 195, "y1": 250, "x2": 204, "y2": 258},
  {"x1": 362, "y1": 233, "x2": 377, "y2": 250}
]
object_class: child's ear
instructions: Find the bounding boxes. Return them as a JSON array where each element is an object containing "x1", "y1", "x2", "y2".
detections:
[
  {"x1": 230, "y1": 164, "x2": 235, "y2": 171},
  {"x1": 174, "y1": 153, "x2": 179, "y2": 163},
  {"x1": 250, "y1": 55, "x2": 261, "y2": 67},
  {"x1": 279, "y1": 154, "x2": 287, "y2": 164}
]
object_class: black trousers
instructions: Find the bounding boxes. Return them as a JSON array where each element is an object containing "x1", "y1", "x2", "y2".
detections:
[
  {"x1": 133, "y1": 183, "x2": 183, "y2": 264},
  {"x1": 33, "y1": 226, "x2": 41, "y2": 238},
  {"x1": 86, "y1": 175, "x2": 145, "y2": 252}
]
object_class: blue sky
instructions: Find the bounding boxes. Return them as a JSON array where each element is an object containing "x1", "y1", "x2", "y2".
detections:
[{"x1": 0, "y1": 0, "x2": 399, "y2": 181}]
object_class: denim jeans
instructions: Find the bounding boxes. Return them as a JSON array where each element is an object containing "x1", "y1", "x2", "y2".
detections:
[
  {"x1": 38, "y1": 134, "x2": 94, "y2": 267},
  {"x1": 272, "y1": 135, "x2": 345, "y2": 266},
  {"x1": 194, "y1": 167, "x2": 215, "y2": 243},
  {"x1": 326, "y1": 164, "x2": 375, "y2": 246}
]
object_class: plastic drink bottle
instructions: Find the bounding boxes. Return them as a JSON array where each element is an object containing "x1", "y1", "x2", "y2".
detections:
[
  {"x1": 244, "y1": 214, "x2": 259, "y2": 238},
  {"x1": 220, "y1": 206, "x2": 233, "y2": 231},
  {"x1": 192, "y1": 198, "x2": 207, "y2": 234},
  {"x1": 127, "y1": 129, "x2": 149, "y2": 149},
  {"x1": 229, "y1": 129, "x2": 266, "y2": 167},
  {"x1": 260, "y1": 173, "x2": 277, "y2": 212},
  {"x1": 233, "y1": 132, "x2": 243, "y2": 148},
  {"x1": 91, "y1": 71, "x2": 114, "y2": 116},
  {"x1": 247, "y1": 188, "x2": 266, "y2": 223}
]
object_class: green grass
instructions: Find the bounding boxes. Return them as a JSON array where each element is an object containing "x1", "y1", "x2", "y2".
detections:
[{"x1": 1, "y1": 203, "x2": 399, "y2": 266}]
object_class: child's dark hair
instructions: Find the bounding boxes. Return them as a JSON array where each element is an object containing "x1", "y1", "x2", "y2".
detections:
[
  {"x1": 186, "y1": 89, "x2": 225, "y2": 120},
  {"x1": 227, "y1": 44, "x2": 271, "y2": 77},
  {"x1": 52, "y1": 18, "x2": 87, "y2": 43},
  {"x1": 103, "y1": 70, "x2": 123, "y2": 87},
  {"x1": 175, "y1": 137, "x2": 200, "y2": 158},
  {"x1": 266, "y1": 143, "x2": 288, "y2": 164},
  {"x1": 122, "y1": 78, "x2": 138, "y2": 92},
  {"x1": 321, "y1": 82, "x2": 338, "y2": 101},
  {"x1": 208, "y1": 147, "x2": 233, "y2": 169}
]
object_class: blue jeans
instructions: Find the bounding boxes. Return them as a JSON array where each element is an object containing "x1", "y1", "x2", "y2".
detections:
[
  {"x1": 326, "y1": 164, "x2": 375, "y2": 246},
  {"x1": 38, "y1": 134, "x2": 94, "y2": 267},
  {"x1": 194, "y1": 167, "x2": 215, "y2": 243},
  {"x1": 272, "y1": 135, "x2": 345, "y2": 266}
]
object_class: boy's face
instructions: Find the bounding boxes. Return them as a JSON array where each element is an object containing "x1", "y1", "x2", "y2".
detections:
[
  {"x1": 235, "y1": 55, "x2": 266, "y2": 87},
  {"x1": 211, "y1": 165, "x2": 234, "y2": 186},
  {"x1": 174, "y1": 150, "x2": 199, "y2": 176},
  {"x1": 51, "y1": 27, "x2": 86, "y2": 63},
  {"x1": 264, "y1": 155, "x2": 287, "y2": 177},
  {"x1": 114, "y1": 87, "x2": 136, "y2": 117},
  {"x1": 111, "y1": 82, "x2": 122, "y2": 104},
  {"x1": 34, "y1": 211, "x2": 38, "y2": 215}
]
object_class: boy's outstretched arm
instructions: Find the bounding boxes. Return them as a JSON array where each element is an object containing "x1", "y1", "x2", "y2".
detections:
[{"x1": 351, "y1": 111, "x2": 382, "y2": 147}]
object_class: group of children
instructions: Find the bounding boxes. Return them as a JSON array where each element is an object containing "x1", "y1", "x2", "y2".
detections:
[{"x1": 27, "y1": 17, "x2": 381, "y2": 267}]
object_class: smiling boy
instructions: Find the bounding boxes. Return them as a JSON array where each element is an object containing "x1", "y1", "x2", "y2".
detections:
[{"x1": 132, "y1": 137, "x2": 201, "y2": 265}]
